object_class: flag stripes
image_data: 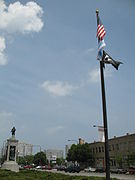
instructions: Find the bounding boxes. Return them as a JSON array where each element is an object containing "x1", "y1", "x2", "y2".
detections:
[{"x1": 97, "y1": 24, "x2": 106, "y2": 40}]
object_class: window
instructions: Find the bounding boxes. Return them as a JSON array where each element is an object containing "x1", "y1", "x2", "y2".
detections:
[
  {"x1": 116, "y1": 144, "x2": 119, "y2": 150},
  {"x1": 112, "y1": 144, "x2": 115, "y2": 151},
  {"x1": 109, "y1": 145, "x2": 111, "y2": 151}
]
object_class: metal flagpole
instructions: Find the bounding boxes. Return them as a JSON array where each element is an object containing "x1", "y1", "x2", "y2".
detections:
[{"x1": 96, "y1": 10, "x2": 110, "y2": 180}]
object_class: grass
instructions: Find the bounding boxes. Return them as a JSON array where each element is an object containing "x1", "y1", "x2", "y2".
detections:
[{"x1": 0, "y1": 169, "x2": 119, "y2": 180}]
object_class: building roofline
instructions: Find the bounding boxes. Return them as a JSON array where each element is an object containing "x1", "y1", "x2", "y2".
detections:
[{"x1": 89, "y1": 133, "x2": 135, "y2": 145}]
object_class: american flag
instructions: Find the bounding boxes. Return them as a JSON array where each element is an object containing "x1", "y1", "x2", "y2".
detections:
[{"x1": 97, "y1": 18, "x2": 106, "y2": 40}]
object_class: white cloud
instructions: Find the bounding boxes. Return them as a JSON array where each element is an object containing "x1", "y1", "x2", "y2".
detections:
[
  {"x1": 0, "y1": 1, "x2": 44, "y2": 66},
  {"x1": 88, "y1": 67, "x2": 112, "y2": 83},
  {"x1": 0, "y1": 1, "x2": 43, "y2": 34},
  {"x1": 0, "y1": 36, "x2": 7, "y2": 65},
  {"x1": 41, "y1": 80, "x2": 77, "y2": 97},
  {"x1": 88, "y1": 68, "x2": 100, "y2": 83}
]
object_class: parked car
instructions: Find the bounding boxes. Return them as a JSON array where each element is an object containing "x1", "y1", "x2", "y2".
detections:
[
  {"x1": 110, "y1": 168, "x2": 127, "y2": 174},
  {"x1": 84, "y1": 167, "x2": 96, "y2": 172},
  {"x1": 57, "y1": 165, "x2": 66, "y2": 171},
  {"x1": 95, "y1": 167, "x2": 105, "y2": 173},
  {"x1": 36, "y1": 165, "x2": 52, "y2": 170},
  {"x1": 24, "y1": 165, "x2": 33, "y2": 169},
  {"x1": 65, "y1": 165, "x2": 80, "y2": 173},
  {"x1": 19, "y1": 165, "x2": 24, "y2": 170},
  {"x1": 43, "y1": 165, "x2": 52, "y2": 170},
  {"x1": 36, "y1": 165, "x2": 42, "y2": 169},
  {"x1": 127, "y1": 167, "x2": 135, "y2": 174}
]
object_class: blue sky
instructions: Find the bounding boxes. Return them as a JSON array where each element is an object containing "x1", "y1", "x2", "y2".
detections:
[{"x1": 0, "y1": 0, "x2": 135, "y2": 152}]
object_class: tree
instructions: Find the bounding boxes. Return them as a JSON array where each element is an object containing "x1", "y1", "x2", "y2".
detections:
[
  {"x1": 67, "y1": 144, "x2": 76, "y2": 162},
  {"x1": 17, "y1": 156, "x2": 26, "y2": 165},
  {"x1": 33, "y1": 152, "x2": 47, "y2": 166},
  {"x1": 25, "y1": 155, "x2": 34, "y2": 165},
  {"x1": 115, "y1": 155, "x2": 123, "y2": 168},
  {"x1": 127, "y1": 152, "x2": 135, "y2": 166},
  {"x1": 56, "y1": 158, "x2": 65, "y2": 166},
  {"x1": 67, "y1": 143, "x2": 94, "y2": 167},
  {"x1": 17, "y1": 155, "x2": 34, "y2": 165}
]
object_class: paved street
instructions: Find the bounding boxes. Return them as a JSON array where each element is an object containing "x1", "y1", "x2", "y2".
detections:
[{"x1": 51, "y1": 170, "x2": 135, "y2": 180}]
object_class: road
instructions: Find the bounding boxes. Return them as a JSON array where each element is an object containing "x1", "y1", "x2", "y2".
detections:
[{"x1": 50, "y1": 170, "x2": 135, "y2": 180}]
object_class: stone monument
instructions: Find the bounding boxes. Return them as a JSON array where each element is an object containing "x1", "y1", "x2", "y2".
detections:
[{"x1": 1, "y1": 127, "x2": 19, "y2": 172}]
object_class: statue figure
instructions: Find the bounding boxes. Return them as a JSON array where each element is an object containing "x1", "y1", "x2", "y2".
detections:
[{"x1": 11, "y1": 127, "x2": 16, "y2": 136}]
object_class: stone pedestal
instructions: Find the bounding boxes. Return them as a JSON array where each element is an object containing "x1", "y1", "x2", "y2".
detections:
[
  {"x1": 2, "y1": 136, "x2": 19, "y2": 172},
  {"x1": 2, "y1": 161, "x2": 19, "y2": 172}
]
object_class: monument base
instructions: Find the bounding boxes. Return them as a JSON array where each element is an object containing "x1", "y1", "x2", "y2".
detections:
[{"x1": 1, "y1": 161, "x2": 19, "y2": 172}]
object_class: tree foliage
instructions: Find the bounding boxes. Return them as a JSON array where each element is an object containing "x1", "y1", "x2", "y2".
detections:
[
  {"x1": 33, "y1": 151, "x2": 47, "y2": 166},
  {"x1": 56, "y1": 158, "x2": 65, "y2": 166},
  {"x1": 17, "y1": 155, "x2": 34, "y2": 165},
  {"x1": 66, "y1": 143, "x2": 94, "y2": 166},
  {"x1": 127, "y1": 152, "x2": 135, "y2": 166},
  {"x1": 17, "y1": 152, "x2": 47, "y2": 166}
]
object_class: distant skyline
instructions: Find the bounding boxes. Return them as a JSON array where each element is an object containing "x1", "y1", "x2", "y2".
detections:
[{"x1": 0, "y1": 0, "x2": 135, "y2": 151}]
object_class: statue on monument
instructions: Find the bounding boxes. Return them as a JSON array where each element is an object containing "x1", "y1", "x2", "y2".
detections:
[
  {"x1": 11, "y1": 127, "x2": 16, "y2": 136},
  {"x1": 2, "y1": 127, "x2": 19, "y2": 172}
]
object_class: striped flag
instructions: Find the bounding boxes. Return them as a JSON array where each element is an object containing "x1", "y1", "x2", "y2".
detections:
[
  {"x1": 97, "y1": 17, "x2": 106, "y2": 40},
  {"x1": 96, "y1": 13, "x2": 106, "y2": 60}
]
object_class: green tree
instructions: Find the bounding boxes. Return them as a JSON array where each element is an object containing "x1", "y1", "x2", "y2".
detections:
[
  {"x1": 127, "y1": 152, "x2": 135, "y2": 166},
  {"x1": 67, "y1": 143, "x2": 94, "y2": 167},
  {"x1": 17, "y1": 155, "x2": 34, "y2": 165},
  {"x1": 17, "y1": 156, "x2": 26, "y2": 165},
  {"x1": 25, "y1": 155, "x2": 34, "y2": 165},
  {"x1": 115, "y1": 155, "x2": 123, "y2": 168},
  {"x1": 34, "y1": 152, "x2": 47, "y2": 166},
  {"x1": 56, "y1": 158, "x2": 65, "y2": 166},
  {"x1": 66, "y1": 144, "x2": 77, "y2": 163}
]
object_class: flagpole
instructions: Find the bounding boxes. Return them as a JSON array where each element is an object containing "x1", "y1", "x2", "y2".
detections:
[{"x1": 96, "y1": 10, "x2": 110, "y2": 180}]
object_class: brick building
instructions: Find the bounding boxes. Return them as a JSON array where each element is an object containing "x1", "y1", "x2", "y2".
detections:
[{"x1": 89, "y1": 133, "x2": 135, "y2": 169}]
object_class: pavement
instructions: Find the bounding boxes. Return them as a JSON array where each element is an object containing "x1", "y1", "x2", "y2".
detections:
[{"x1": 50, "y1": 169, "x2": 135, "y2": 180}]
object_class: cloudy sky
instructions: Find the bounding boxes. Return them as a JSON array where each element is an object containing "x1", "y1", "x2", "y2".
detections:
[{"x1": 0, "y1": 0, "x2": 135, "y2": 152}]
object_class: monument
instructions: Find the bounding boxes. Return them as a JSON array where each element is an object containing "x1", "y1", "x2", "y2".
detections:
[{"x1": 1, "y1": 127, "x2": 19, "y2": 172}]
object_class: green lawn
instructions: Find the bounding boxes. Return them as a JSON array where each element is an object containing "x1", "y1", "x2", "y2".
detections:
[{"x1": 0, "y1": 169, "x2": 118, "y2": 180}]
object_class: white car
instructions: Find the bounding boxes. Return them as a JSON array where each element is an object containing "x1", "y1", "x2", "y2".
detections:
[
  {"x1": 84, "y1": 167, "x2": 96, "y2": 172},
  {"x1": 36, "y1": 166, "x2": 42, "y2": 169}
]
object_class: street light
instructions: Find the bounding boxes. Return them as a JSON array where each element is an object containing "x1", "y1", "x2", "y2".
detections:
[{"x1": 93, "y1": 125, "x2": 104, "y2": 129}]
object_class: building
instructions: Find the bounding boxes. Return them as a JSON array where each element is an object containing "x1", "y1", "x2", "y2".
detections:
[
  {"x1": 89, "y1": 133, "x2": 135, "y2": 169},
  {"x1": 45, "y1": 149, "x2": 64, "y2": 164},
  {"x1": 79, "y1": 138, "x2": 85, "y2": 145},
  {"x1": 18, "y1": 142, "x2": 33, "y2": 157}
]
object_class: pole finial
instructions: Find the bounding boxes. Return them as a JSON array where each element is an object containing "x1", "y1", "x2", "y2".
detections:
[{"x1": 96, "y1": 9, "x2": 99, "y2": 15}]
